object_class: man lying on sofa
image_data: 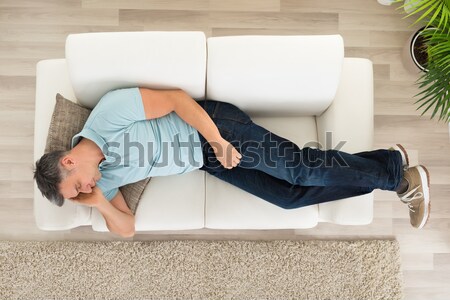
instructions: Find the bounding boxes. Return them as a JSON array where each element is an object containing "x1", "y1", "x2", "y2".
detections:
[{"x1": 34, "y1": 87, "x2": 431, "y2": 237}]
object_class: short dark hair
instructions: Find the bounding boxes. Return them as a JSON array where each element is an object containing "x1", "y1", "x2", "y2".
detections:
[{"x1": 33, "y1": 150, "x2": 70, "y2": 207}]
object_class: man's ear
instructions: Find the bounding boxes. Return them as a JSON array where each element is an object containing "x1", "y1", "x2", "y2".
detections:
[{"x1": 60, "y1": 155, "x2": 76, "y2": 171}]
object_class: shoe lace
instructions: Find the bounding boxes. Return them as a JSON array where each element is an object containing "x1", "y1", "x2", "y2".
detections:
[{"x1": 400, "y1": 185, "x2": 423, "y2": 213}]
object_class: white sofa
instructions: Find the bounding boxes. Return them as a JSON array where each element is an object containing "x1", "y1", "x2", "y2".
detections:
[{"x1": 34, "y1": 31, "x2": 374, "y2": 232}]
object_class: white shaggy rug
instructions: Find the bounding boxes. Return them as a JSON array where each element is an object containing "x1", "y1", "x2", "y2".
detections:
[{"x1": 0, "y1": 239, "x2": 403, "y2": 300}]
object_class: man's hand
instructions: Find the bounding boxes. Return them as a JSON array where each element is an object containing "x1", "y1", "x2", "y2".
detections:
[
  {"x1": 70, "y1": 186, "x2": 104, "y2": 208},
  {"x1": 211, "y1": 137, "x2": 242, "y2": 169}
]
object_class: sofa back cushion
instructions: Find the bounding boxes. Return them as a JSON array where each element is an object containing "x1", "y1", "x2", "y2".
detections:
[
  {"x1": 206, "y1": 35, "x2": 344, "y2": 117},
  {"x1": 65, "y1": 31, "x2": 207, "y2": 108}
]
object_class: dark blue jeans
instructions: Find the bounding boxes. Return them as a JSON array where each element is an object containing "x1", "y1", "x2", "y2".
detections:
[{"x1": 197, "y1": 99, "x2": 404, "y2": 209}]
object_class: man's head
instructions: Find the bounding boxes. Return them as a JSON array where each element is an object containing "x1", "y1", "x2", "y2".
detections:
[{"x1": 34, "y1": 150, "x2": 102, "y2": 206}]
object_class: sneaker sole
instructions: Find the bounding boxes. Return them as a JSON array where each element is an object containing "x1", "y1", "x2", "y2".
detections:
[
  {"x1": 416, "y1": 164, "x2": 430, "y2": 229},
  {"x1": 396, "y1": 144, "x2": 410, "y2": 166}
]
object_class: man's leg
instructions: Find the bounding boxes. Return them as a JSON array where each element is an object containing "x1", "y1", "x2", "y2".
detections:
[
  {"x1": 197, "y1": 99, "x2": 404, "y2": 193},
  {"x1": 201, "y1": 165, "x2": 374, "y2": 209},
  {"x1": 236, "y1": 122, "x2": 404, "y2": 191}
]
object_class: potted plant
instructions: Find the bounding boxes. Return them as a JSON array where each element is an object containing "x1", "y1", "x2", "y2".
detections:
[{"x1": 397, "y1": 0, "x2": 450, "y2": 123}]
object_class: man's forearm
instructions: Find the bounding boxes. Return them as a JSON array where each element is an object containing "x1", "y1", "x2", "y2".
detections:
[
  {"x1": 96, "y1": 199, "x2": 135, "y2": 237},
  {"x1": 172, "y1": 91, "x2": 222, "y2": 143}
]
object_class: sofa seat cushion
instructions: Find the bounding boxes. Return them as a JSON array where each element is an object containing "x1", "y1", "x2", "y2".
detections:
[
  {"x1": 91, "y1": 170, "x2": 206, "y2": 231},
  {"x1": 205, "y1": 116, "x2": 319, "y2": 229}
]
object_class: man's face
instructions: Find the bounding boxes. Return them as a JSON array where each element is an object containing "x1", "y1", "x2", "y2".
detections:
[{"x1": 59, "y1": 162, "x2": 102, "y2": 200}]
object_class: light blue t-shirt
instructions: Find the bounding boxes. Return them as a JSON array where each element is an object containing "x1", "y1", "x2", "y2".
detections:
[{"x1": 71, "y1": 87, "x2": 204, "y2": 201}]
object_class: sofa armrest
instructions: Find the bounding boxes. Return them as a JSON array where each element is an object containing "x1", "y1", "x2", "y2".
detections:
[
  {"x1": 34, "y1": 59, "x2": 92, "y2": 230},
  {"x1": 315, "y1": 58, "x2": 374, "y2": 225},
  {"x1": 316, "y1": 58, "x2": 374, "y2": 153}
]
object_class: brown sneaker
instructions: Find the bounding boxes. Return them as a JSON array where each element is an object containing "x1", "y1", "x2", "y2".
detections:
[
  {"x1": 397, "y1": 165, "x2": 431, "y2": 229},
  {"x1": 388, "y1": 144, "x2": 409, "y2": 170}
]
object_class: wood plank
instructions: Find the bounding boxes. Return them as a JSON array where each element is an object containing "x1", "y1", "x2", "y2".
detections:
[
  {"x1": 282, "y1": 0, "x2": 399, "y2": 14},
  {"x1": 82, "y1": 0, "x2": 208, "y2": 11},
  {"x1": 119, "y1": 10, "x2": 210, "y2": 32},
  {"x1": 209, "y1": 11, "x2": 338, "y2": 30},
  {"x1": 0, "y1": 7, "x2": 119, "y2": 26},
  {"x1": 209, "y1": 0, "x2": 280, "y2": 12}
]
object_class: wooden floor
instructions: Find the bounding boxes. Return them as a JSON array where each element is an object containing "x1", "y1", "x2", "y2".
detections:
[{"x1": 1, "y1": 0, "x2": 449, "y2": 299}]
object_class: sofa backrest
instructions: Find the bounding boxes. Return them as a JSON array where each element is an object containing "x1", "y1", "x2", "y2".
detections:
[
  {"x1": 65, "y1": 31, "x2": 207, "y2": 108},
  {"x1": 207, "y1": 35, "x2": 344, "y2": 117},
  {"x1": 65, "y1": 32, "x2": 344, "y2": 117}
]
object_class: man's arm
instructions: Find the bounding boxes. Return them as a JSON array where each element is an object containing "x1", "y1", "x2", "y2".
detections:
[
  {"x1": 71, "y1": 188, "x2": 135, "y2": 238},
  {"x1": 139, "y1": 88, "x2": 221, "y2": 142},
  {"x1": 139, "y1": 88, "x2": 242, "y2": 169},
  {"x1": 97, "y1": 190, "x2": 135, "y2": 238}
]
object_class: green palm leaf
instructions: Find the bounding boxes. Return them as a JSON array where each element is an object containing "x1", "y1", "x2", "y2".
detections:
[
  {"x1": 414, "y1": 65, "x2": 450, "y2": 122},
  {"x1": 394, "y1": 0, "x2": 450, "y2": 122},
  {"x1": 396, "y1": 0, "x2": 450, "y2": 32}
]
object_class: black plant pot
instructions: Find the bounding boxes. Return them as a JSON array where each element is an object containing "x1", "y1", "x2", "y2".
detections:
[{"x1": 402, "y1": 26, "x2": 432, "y2": 73}]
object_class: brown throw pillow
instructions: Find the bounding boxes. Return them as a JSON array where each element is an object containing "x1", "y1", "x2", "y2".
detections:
[{"x1": 45, "y1": 93, "x2": 150, "y2": 214}]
